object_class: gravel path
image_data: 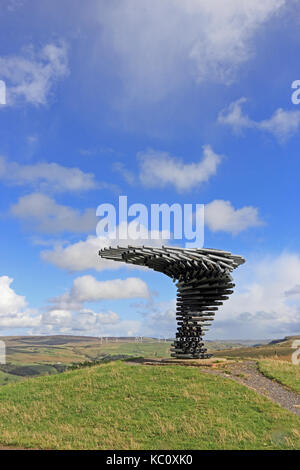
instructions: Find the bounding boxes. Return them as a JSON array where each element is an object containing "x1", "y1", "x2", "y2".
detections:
[{"x1": 205, "y1": 361, "x2": 300, "y2": 417}]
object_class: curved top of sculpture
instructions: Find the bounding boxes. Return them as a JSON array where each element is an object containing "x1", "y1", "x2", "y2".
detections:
[{"x1": 99, "y1": 245, "x2": 245, "y2": 281}]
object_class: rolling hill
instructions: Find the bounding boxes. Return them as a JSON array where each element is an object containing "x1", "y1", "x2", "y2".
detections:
[{"x1": 0, "y1": 360, "x2": 299, "y2": 450}]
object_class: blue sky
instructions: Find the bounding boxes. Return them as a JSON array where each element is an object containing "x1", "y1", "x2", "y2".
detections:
[{"x1": 0, "y1": 0, "x2": 300, "y2": 339}]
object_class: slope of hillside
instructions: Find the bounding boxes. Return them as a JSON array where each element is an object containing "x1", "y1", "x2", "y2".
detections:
[
  {"x1": 258, "y1": 360, "x2": 300, "y2": 394},
  {"x1": 213, "y1": 335, "x2": 299, "y2": 361},
  {"x1": 0, "y1": 361, "x2": 299, "y2": 450}
]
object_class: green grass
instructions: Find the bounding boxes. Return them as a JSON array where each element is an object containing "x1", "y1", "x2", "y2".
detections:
[
  {"x1": 258, "y1": 359, "x2": 300, "y2": 394},
  {"x1": 0, "y1": 363, "x2": 60, "y2": 377},
  {"x1": 213, "y1": 346, "x2": 294, "y2": 360},
  {"x1": 0, "y1": 370, "x2": 23, "y2": 386},
  {"x1": 0, "y1": 361, "x2": 299, "y2": 450},
  {"x1": 93, "y1": 340, "x2": 171, "y2": 358}
]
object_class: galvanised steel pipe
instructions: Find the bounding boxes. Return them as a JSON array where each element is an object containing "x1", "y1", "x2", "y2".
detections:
[{"x1": 99, "y1": 246, "x2": 245, "y2": 359}]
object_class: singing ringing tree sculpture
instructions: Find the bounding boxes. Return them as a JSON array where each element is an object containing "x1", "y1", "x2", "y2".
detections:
[{"x1": 99, "y1": 246, "x2": 245, "y2": 359}]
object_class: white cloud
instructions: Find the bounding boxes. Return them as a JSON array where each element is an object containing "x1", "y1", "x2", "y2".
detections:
[
  {"x1": 6, "y1": 1, "x2": 25, "y2": 13},
  {"x1": 39, "y1": 275, "x2": 149, "y2": 336},
  {"x1": 41, "y1": 221, "x2": 170, "y2": 272},
  {"x1": 0, "y1": 42, "x2": 68, "y2": 106},
  {"x1": 0, "y1": 313, "x2": 41, "y2": 329},
  {"x1": 0, "y1": 276, "x2": 41, "y2": 330},
  {"x1": 69, "y1": 309, "x2": 120, "y2": 330},
  {"x1": 38, "y1": 311, "x2": 139, "y2": 337},
  {"x1": 37, "y1": 307, "x2": 123, "y2": 336},
  {"x1": 259, "y1": 108, "x2": 300, "y2": 140},
  {"x1": 53, "y1": 275, "x2": 149, "y2": 310},
  {"x1": 27, "y1": 135, "x2": 39, "y2": 145},
  {"x1": 11, "y1": 193, "x2": 97, "y2": 234},
  {"x1": 218, "y1": 98, "x2": 300, "y2": 141},
  {"x1": 205, "y1": 200, "x2": 263, "y2": 234},
  {"x1": 0, "y1": 274, "x2": 148, "y2": 335},
  {"x1": 0, "y1": 276, "x2": 27, "y2": 315},
  {"x1": 42, "y1": 309, "x2": 72, "y2": 326},
  {"x1": 99, "y1": 320, "x2": 142, "y2": 337},
  {"x1": 285, "y1": 285, "x2": 300, "y2": 297},
  {"x1": 211, "y1": 253, "x2": 300, "y2": 339},
  {"x1": 217, "y1": 97, "x2": 253, "y2": 132},
  {"x1": 143, "y1": 300, "x2": 177, "y2": 338},
  {"x1": 0, "y1": 156, "x2": 97, "y2": 193},
  {"x1": 113, "y1": 162, "x2": 135, "y2": 185},
  {"x1": 84, "y1": 309, "x2": 120, "y2": 325},
  {"x1": 41, "y1": 236, "x2": 114, "y2": 272},
  {"x1": 97, "y1": 0, "x2": 285, "y2": 101},
  {"x1": 138, "y1": 145, "x2": 222, "y2": 192}
]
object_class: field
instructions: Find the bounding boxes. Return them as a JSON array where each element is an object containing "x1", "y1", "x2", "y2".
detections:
[
  {"x1": 0, "y1": 335, "x2": 255, "y2": 381},
  {"x1": 0, "y1": 335, "x2": 174, "y2": 383},
  {"x1": 0, "y1": 335, "x2": 298, "y2": 383},
  {"x1": 0, "y1": 361, "x2": 299, "y2": 450}
]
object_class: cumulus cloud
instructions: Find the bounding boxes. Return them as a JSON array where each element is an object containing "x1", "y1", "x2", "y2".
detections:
[
  {"x1": 0, "y1": 273, "x2": 148, "y2": 335},
  {"x1": 41, "y1": 236, "x2": 114, "y2": 272},
  {"x1": 137, "y1": 298, "x2": 177, "y2": 338},
  {"x1": 138, "y1": 145, "x2": 222, "y2": 192},
  {"x1": 217, "y1": 97, "x2": 252, "y2": 132},
  {"x1": 0, "y1": 156, "x2": 97, "y2": 193},
  {"x1": 113, "y1": 162, "x2": 135, "y2": 185},
  {"x1": 0, "y1": 42, "x2": 68, "y2": 106},
  {"x1": 285, "y1": 285, "x2": 300, "y2": 297},
  {"x1": 259, "y1": 108, "x2": 300, "y2": 140},
  {"x1": 0, "y1": 313, "x2": 41, "y2": 329},
  {"x1": 41, "y1": 308, "x2": 120, "y2": 334},
  {"x1": 0, "y1": 276, "x2": 41, "y2": 330},
  {"x1": 42, "y1": 309, "x2": 73, "y2": 326},
  {"x1": 0, "y1": 276, "x2": 27, "y2": 315},
  {"x1": 52, "y1": 275, "x2": 150, "y2": 310},
  {"x1": 39, "y1": 275, "x2": 149, "y2": 336},
  {"x1": 97, "y1": 0, "x2": 285, "y2": 101},
  {"x1": 211, "y1": 252, "x2": 300, "y2": 339},
  {"x1": 41, "y1": 221, "x2": 170, "y2": 272},
  {"x1": 218, "y1": 98, "x2": 300, "y2": 141},
  {"x1": 11, "y1": 193, "x2": 97, "y2": 234},
  {"x1": 205, "y1": 200, "x2": 263, "y2": 234}
]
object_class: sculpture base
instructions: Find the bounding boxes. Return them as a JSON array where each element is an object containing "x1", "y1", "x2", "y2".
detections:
[
  {"x1": 170, "y1": 342, "x2": 211, "y2": 359},
  {"x1": 170, "y1": 353, "x2": 212, "y2": 359}
]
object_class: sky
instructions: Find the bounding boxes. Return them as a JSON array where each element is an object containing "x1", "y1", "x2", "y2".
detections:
[{"x1": 0, "y1": 0, "x2": 300, "y2": 340}]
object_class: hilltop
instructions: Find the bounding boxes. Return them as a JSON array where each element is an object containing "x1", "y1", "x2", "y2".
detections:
[{"x1": 0, "y1": 360, "x2": 299, "y2": 450}]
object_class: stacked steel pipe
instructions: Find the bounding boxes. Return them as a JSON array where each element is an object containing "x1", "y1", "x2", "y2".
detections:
[{"x1": 99, "y1": 246, "x2": 245, "y2": 359}]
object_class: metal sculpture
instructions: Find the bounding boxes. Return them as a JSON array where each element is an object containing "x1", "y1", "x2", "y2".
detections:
[{"x1": 99, "y1": 246, "x2": 245, "y2": 359}]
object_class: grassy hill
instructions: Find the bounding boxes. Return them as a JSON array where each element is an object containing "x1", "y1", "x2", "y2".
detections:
[
  {"x1": 0, "y1": 361, "x2": 299, "y2": 450},
  {"x1": 213, "y1": 336, "x2": 299, "y2": 361}
]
